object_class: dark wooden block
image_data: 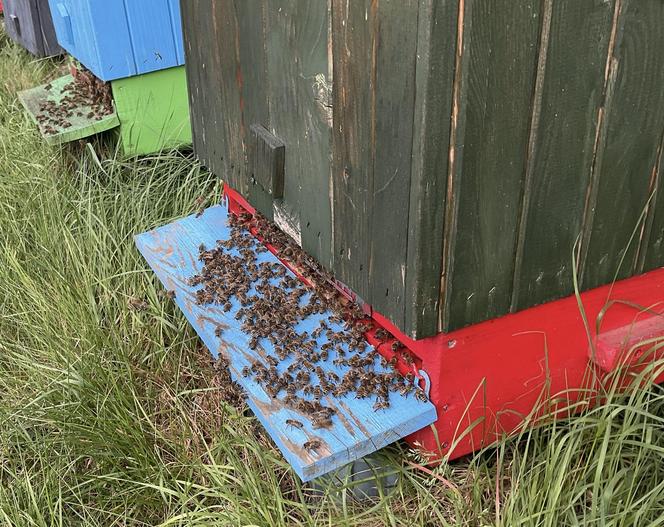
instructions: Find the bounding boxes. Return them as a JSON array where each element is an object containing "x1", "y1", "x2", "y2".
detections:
[
  {"x1": 248, "y1": 124, "x2": 285, "y2": 218},
  {"x1": 3, "y1": 0, "x2": 62, "y2": 57}
]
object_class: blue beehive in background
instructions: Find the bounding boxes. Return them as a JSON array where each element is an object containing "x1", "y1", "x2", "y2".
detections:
[{"x1": 47, "y1": 0, "x2": 184, "y2": 81}]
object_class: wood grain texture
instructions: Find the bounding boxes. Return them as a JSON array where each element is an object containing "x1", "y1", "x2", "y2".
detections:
[
  {"x1": 3, "y1": 0, "x2": 61, "y2": 57},
  {"x1": 331, "y1": 0, "x2": 374, "y2": 300},
  {"x1": 404, "y1": 0, "x2": 458, "y2": 338},
  {"x1": 236, "y1": 0, "x2": 271, "y2": 207},
  {"x1": 643, "y1": 134, "x2": 664, "y2": 272},
  {"x1": 248, "y1": 123, "x2": 285, "y2": 218},
  {"x1": 264, "y1": 0, "x2": 332, "y2": 263},
  {"x1": 331, "y1": 0, "x2": 422, "y2": 328},
  {"x1": 510, "y1": 0, "x2": 615, "y2": 311},
  {"x1": 441, "y1": 0, "x2": 542, "y2": 331},
  {"x1": 366, "y1": 0, "x2": 419, "y2": 330},
  {"x1": 135, "y1": 203, "x2": 436, "y2": 482},
  {"x1": 581, "y1": 0, "x2": 664, "y2": 289},
  {"x1": 35, "y1": 0, "x2": 62, "y2": 56},
  {"x1": 181, "y1": 0, "x2": 246, "y2": 193}
]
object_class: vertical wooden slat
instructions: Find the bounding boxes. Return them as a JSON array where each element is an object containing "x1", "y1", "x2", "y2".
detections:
[
  {"x1": 367, "y1": 0, "x2": 419, "y2": 329},
  {"x1": 404, "y1": 0, "x2": 459, "y2": 338},
  {"x1": 441, "y1": 0, "x2": 542, "y2": 331},
  {"x1": 181, "y1": 0, "x2": 233, "y2": 186},
  {"x1": 581, "y1": 0, "x2": 664, "y2": 289},
  {"x1": 510, "y1": 0, "x2": 616, "y2": 311},
  {"x1": 264, "y1": 0, "x2": 332, "y2": 263},
  {"x1": 331, "y1": 0, "x2": 375, "y2": 300},
  {"x1": 331, "y1": 0, "x2": 422, "y2": 329},
  {"x1": 642, "y1": 134, "x2": 664, "y2": 272},
  {"x1": 235, "y1": 0, "x2": 272, "y2": 212}
]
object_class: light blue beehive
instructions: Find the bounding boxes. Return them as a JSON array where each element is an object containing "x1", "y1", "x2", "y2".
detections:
[{"x1": 47, "y1": 0, "x2": 184, "y2": 81}]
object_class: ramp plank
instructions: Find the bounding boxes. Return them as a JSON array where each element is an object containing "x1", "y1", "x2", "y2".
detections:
[{"x1": 135, "y1": 203, "x2": 437, "y2": 482}]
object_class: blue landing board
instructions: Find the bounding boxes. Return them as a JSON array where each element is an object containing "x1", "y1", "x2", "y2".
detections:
[{"x1": 135, "y1": 202, "x2": 437, "y2": 482}]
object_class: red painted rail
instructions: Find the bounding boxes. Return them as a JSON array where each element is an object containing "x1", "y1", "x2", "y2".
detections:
[{"x1": 224, "y1": 184, "x2": 664, "y2": 461}]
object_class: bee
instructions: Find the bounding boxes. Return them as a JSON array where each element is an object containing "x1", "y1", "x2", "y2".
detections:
[
  {"x1": 373, "y1": 399, "x2": 390, "y2": 411},
  {"x1": 414, "y1": 388, "x2": 428, "y2": 402},
  {"x1": 375, "y1": 328, "x2": 390, "y2": 341},
  {"x1": 199, "y1": 243, "x2": 206, "y2": 253},
  {"x1": 166, "y1": 290, "x2": 177, "y2": 300},
  {"x1": 296, "y1": 371, "x2": 311, "y2": 384},
  {"x1": 266, "y1": 356, "x2": 279, "y2": 367},
  {"x1": 390, "y1": 341, "x2": 404, "y2": 352},
  {"x1": 241, "y1": 366, "x2": 251, "y2": 378},
  {"x1": 303, "y1": 440, "x2": 322, "y2": 452},
  {"x1": 285, "y1": 418, "x2": 304, "y2": 429},
  {"x1": 399, "y1": 384, "x2": 413, "y2": 396},
  {"x1": 312, "y1": 415, "x2": 332, "y2": 429},
  {"x1": 215, "y1": 325, "x2": 225, "y2": 338},
  {"x1": 223, "y1": 301, "x2": 232, "y2": 312},
  {"x1": 402, "y1": 353, "x2": 415, "y2": 366}
]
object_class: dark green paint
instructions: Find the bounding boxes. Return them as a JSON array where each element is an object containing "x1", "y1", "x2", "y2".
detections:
[
  {"x1": 582, "y1": 0, "x2": 664, "y2": 289},
  {"x1": 511, "y1": 0, "x2": 615, "y2": 311},
  {"x1": 442, "y1": 0, "x2": 542, "y2": 331},
  {"x1": 182, "y1": 0, "x2": 664, "y2": 337}
]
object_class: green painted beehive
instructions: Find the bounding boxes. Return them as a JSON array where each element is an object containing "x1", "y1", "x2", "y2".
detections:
[{"x1": 112, "y1": 66, "x2": 192, "y2": 157}]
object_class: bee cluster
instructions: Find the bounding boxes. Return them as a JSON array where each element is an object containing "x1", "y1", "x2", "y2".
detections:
[
  {"x1": 36, "y1": 67, "x2": 113, "y2": 135},
  {"x1": 187, "y1": 211, "x2": 428, "y2": 443}
]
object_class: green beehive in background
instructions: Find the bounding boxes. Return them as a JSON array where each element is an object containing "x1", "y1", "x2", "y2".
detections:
[{"x1": 112, "y1": 66, "x2": 191, "y2": 157}]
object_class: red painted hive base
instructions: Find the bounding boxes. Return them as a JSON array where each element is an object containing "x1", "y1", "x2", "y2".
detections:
[{"x1": 224, "y1": 185, "x2": 664, "y2": 461}]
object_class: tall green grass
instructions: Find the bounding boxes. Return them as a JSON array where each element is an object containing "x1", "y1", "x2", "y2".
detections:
[{"x1": 1, "y1": 30, "x2": 663, "y2": 526}]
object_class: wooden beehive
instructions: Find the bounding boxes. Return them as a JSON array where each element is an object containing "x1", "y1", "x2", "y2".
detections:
[
  {"x1": 112, "y1": 66, "x2": 191, "y2": 156},
  {"x1": 3, "y1": 0, "x2": 62, "y2": 57},
  {"x1": 181, "y1": 0, "x2": 664, "y2": 339},
  {"x1": 47, "y1": 0, "x2": 184, "y2": 81}
]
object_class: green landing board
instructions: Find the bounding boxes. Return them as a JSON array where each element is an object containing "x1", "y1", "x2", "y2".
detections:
[
  {"x1": 112, "y1": 66, "x2": 192, "y2": 157},
  {"x1": 18, "y1": 74, "x2": 120, "y2": 145}
]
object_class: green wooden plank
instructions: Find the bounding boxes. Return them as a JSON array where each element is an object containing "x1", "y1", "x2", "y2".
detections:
[
  {"x1": 181, "y1": 0, "x2": 246, "y2": 193},
  {"x1": 510, "y1": 0, "x2": 616, "y2": 311},
  {"x1": 264, "y1": 0, "x2": 331, "y2": 261},
  {"x1": 442, "y1": 0, "x2": 542, "y2": 331},
  {"x1": 233, "y1": 0, "x2": 273, "y2": 217},
  {"x1": 18, "y1": 74, "x2": 119, "y2": 145},
  {"x1": 365, "y1": 0, "x2": 419, "y2": 330},
  {"x1": 404, "y1": 0, "x2": 458, "y2": 338},
  {"x1": 331, "y1": 0, "x2": 374, "y2": 300},
  {"x1": 643, "y1": 135, "x2": 664, "y2": 272},
  {"x1": 112, "y1": 66, "x2": 192, "y2": 157},
  {"x1": 581, "y1": 0, "x2": 664, "y2": 289}
]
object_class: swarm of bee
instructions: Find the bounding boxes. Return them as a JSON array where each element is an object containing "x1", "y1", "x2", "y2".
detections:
[
  {"x1": 187, "y1": 210, "x2": 428, "y2": 439},
  {"x1": 36, "y1": 66, "x2": 113, "y2": 135}
]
